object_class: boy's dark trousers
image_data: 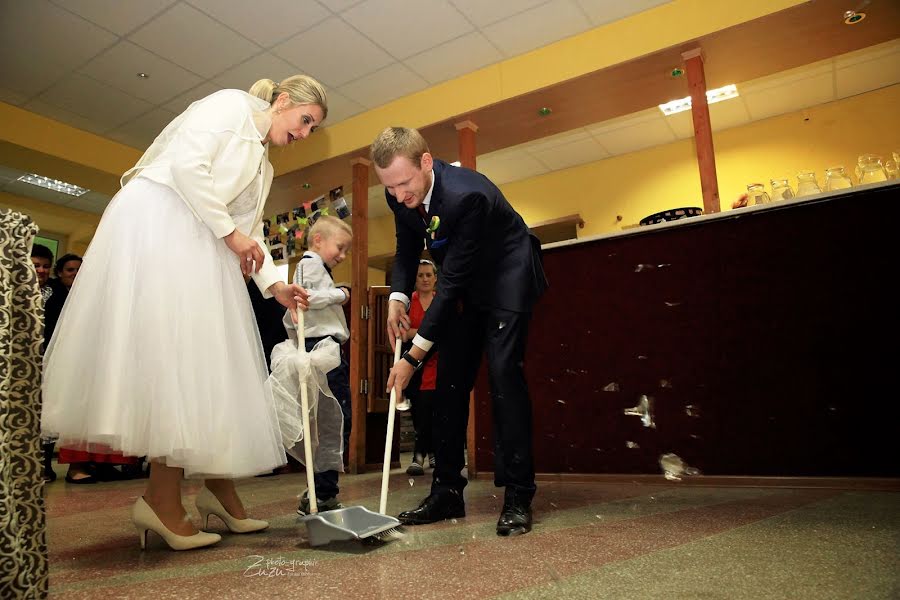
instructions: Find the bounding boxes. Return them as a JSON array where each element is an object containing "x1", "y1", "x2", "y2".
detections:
[{"x1": 305, "y1": 336, "x2": 351, "y2": 500}]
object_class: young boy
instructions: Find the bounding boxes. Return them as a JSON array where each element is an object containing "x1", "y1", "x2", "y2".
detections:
[{"x1": 288, "y1": 215, "x2": 353, "y2": 514}]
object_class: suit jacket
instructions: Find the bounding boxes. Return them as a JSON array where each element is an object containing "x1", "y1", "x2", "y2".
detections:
[{"x1": 388, "y1": 159, "x2": 548, "y2": 344}]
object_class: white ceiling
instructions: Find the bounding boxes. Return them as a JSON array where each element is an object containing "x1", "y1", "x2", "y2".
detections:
[{"x1": 1, "y1": 0, "x2": 899, "y2": 217}]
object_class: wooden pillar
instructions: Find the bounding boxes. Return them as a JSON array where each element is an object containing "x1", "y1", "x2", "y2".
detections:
[
  {"x1": 348, "y1": 157, "x2": 370, "y2": 474},
  {"x1": 455, "y1": 120, "x2": 478, "y2": 169},
  {"x1": 682, "y1": 49, "x2": 720, "y2": 214},
  {"x1": 455, "y1": 120, "x2": 480, "y2": 479}
]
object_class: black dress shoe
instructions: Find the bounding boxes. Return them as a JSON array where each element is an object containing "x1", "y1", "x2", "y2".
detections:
[
  {"x1": 398, "y1": 491, "x2": 465, "y2": 525},
  {"x1": 496, "y1": 501, "x2": 532, "y2": 536}
]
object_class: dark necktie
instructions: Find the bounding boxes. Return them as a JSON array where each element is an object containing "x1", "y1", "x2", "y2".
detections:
[{"x1": 417, "y1": 204, "x2": 428, "y2": 221}]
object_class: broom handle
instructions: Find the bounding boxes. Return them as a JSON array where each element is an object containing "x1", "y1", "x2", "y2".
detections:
[
  {"x1": 379, "y1": 341, "x2": 403, "y2": 515},
  {"x1": 296, "y1": 308, "x2": 318, "y2": 515}
]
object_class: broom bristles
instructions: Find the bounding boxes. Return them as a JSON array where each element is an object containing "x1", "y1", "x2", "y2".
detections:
[{"x1": 370, "y1": 525, "x2": 406, "y2": 542}]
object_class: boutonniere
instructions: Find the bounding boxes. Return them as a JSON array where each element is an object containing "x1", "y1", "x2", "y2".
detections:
[{"x1": 427, "y1": 215, "x2": 441, "y2": 239}]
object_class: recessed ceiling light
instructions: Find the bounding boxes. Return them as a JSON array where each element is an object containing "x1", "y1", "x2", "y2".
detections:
[
  {"x1": 537, "y1": 107, "x2": 552, "y2": 117},
  {"x1": 18, "y1": 174, "x2": 89, "y2": 196},
  {"x1": 136, "y1": 72, "x2": 149, "y2": 78},
  {"x1": 658, "y1": 84, "x2": 739, "y2": 116},
  {"x1": 302, "y1": 183, "x2": 311, "y2": 189},
  {"x1": 843, "y1": 10, "x2": 865, "y2": 24}
]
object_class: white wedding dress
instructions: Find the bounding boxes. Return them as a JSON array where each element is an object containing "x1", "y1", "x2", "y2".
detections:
[{"x1": 42, "y1": 169, "x2": 287, "y2": 478}]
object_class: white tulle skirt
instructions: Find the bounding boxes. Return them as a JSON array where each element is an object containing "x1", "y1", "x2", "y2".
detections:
[{"x1": 41, "y1": 178, "x2": 287, "y2": 478}]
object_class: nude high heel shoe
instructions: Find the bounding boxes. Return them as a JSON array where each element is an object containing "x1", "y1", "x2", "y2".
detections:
[
  {"x1": 132, "y1": 497, "x2": 221, "y2": 551},
  {"x1": 196, "y1": 486, "x2": 269, "y2": 533}
]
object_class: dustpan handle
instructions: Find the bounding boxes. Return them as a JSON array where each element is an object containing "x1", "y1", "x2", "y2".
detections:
[
  {"x1": 379, "y1": 342, "x2": 403, "y2": 515},
  {"x1": 296, "y1": 308, "x2": 318, "y2": 515}
]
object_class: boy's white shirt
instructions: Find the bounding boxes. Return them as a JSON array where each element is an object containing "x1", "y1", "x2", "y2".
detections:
[
  {"x1": 286, "y1": 250, "x2": 349, "y2": 343},
  {"x1": 121, "y1": 89, "x2": 280, "y2": 297}
]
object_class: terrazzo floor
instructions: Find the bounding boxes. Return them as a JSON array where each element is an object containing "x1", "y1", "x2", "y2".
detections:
[{"x1": 43, "y1": 457, "x2": 899, "y2": 599}]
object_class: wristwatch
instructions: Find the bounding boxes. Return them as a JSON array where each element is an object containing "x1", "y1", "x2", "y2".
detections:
[{"x1": 400, "y1": 351, "x2": 423, "y2": 370}]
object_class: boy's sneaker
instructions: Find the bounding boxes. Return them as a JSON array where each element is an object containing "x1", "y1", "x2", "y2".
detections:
[
  {"x1": 406, "y1": 460, "x2": 424, "y2": 476},
  {"x1": 296, "y1": 490, "x2": 343, "y2": 516}
]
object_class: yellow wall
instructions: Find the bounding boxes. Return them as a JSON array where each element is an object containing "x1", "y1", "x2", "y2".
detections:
[
  {"x1": 0, "y1": 191, "x2": 100, "y2": 255},
  {"x1": 9, "y1": 86, "x2": 896, "y2": 270},
  {"x1": 359, "y1": 85, "x2": 899, "y2": 251},
  {"x1": 495, "y1": 84, "x2": 900, "y2": 237}
]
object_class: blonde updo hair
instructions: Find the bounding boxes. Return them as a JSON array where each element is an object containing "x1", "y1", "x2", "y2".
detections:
[{"x1": 249, "y1": 75, "x2": 328, "y2": 120}]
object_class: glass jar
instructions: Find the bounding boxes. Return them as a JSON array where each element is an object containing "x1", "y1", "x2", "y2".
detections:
[
  {"x1": 824, "y1": 166, "x2": 853, "y2": 191},
  {"x1": 857, "y1": 154, "x2": 887, "y2": 184},
  {"x1": 770, "y1": 178, "x2": 795, "y2": 201},
  {"x1": 746, "y1": 183, "x2": 770, "y2": 206},
  {"x1": 796, "y1": 171, "x2": 822, "y2": 197},
  {"x1": 884, "y1": 160, "x2": 898, "y2": 180}
]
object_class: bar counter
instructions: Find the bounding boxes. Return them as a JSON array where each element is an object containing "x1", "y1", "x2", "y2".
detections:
[{"x1": 473, "y1": 181, "x2": 900, "y2": 478}]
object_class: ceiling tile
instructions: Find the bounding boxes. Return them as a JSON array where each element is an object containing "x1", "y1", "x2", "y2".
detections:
[
  {"x1": 2, "y1": 178, "x2": 78, "y2": 207},
  {"x1": 709, "y1": 98, "x2": 751, "y2": 132},
  {"x1": 587, "y1": 110, "x2": 676, "y2": 155},
  {"x1": 742, "y1": 72, "x2": 834, "y2": 121},
  {"x1": 526, "y1": 128, "x2": 592, "y2": 152},
  {"x1": 36, "y1": 73, "x2": 154, "y2": 132},
  {"x1": 404, "y1": 31, "x2": 504, "y2": 84},
  {"x1": 214, "y1": 53, "x2": 304, "y2": 93},
  {"x1": 0, "y1": 0, "x2": 117, "y2": 94},
  {"x1": 319, "y1": 89, "x2": 366, "y2": 126},
  {"x1": 79, "y1": 41, "x2": 203, "y2": 104},
  {"x1": 272, "y1": 18, "x2": 394, "y2": 88},
  {"x1": 186, "y1": 0, "x2": 329, "y2": 47},
  {"x1": 342, "y1": 0, "x2": 474, "y2": 59},
  {"x1": 338, "y1": 63, "x2": 429, "y2": 110},
  {"x1": 482, "y1": 0, "x2": 591, "y2": 57},
  {"x1": 163, "y1": 82, "x2": 222, "y2": 115},
  {"x1": 328, "y1": 0, "x2": 366, "y2": 11},
  {"x1": 835, "y1": 48, "x2": 900, "y2": 99},
  {"x1": 105, "y1": 108, "x2": 179, "y2": 150},
  {"x1": 740, "y1": 60, "x2": 832, "y2": 95},
  {"x1": 477, "y1": 149, "x2": 550, "y2": 185},
  {"x1": 586, "y1": 107, "x2": 661, "y2": 132},
  {"x1": 833, "y1": 38, "x2": 900, "y2": 69},
  {"x1": 449, "y1": 0, "x2": 547, "y2": 27},
  {"x1": 664, "y1": 111, "x2": 695, "y2": 139},
  {"x1": 529, "y1": 134, "x2": 610, "y2": 170},
  {"x1": 65, "y1": 192, "x2": 113, "y2": 214},
  {"x1": 22, "y1": 98, "x2": 112, "y2": 136},
  {"x1": 0, "y1": 59, "x2": 69, "y2": 100},
  {"x1": 128, "y1": 3, "x2": 261, "y2": 78},
  {"x1": 0, "y1": 88, "x2": 28, "y2": 106},
  {"x1": 0, "y1": 165, "x2": 22, "y2": 184},
  {"x1": 50, "y1": 0, "x2": 176, "y2": 35},
  {"x1": 574, "y1": 0, "x2": 671, "y2": 27}
]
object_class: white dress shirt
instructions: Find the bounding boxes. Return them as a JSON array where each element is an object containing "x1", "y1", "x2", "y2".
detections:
[{"x1": 389, "y1": 169, "x2": 436, "y2": 352}]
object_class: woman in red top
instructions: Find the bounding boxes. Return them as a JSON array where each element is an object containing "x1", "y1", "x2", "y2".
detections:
[{"x1": 405, "y1": 260, "x2": 439, "y2": 476}]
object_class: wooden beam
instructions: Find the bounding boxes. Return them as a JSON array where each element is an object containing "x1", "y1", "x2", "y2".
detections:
[
  {"x1": 682, "y1": 48, "x2": 720, "y2": 214},
  {"x1": 348, "y1": 156, "x2": 371, "y2": 474}
]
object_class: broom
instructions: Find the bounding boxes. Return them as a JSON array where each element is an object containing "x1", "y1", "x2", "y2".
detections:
[{"x1": 373, "y1": 340, "x2": 406, "y2": 540}]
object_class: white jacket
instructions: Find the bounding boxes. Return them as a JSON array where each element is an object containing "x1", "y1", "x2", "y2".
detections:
[{"x1": 121, "y1": 89, "x2": 280, "y2": 296}]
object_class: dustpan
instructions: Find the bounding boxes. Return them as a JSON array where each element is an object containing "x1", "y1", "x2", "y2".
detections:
[{"x1": 293, "y1": 310, "x2": 401, "y2": 547}]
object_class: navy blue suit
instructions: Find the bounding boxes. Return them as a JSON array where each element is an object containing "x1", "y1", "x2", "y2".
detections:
[{"x1": 388, "y1": 159, "x2": 547, "y2": 503}]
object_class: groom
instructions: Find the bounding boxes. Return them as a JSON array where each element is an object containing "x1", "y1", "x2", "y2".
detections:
[{"x1": 371, "y1": 127, "x2": 548, "y2": 536}]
